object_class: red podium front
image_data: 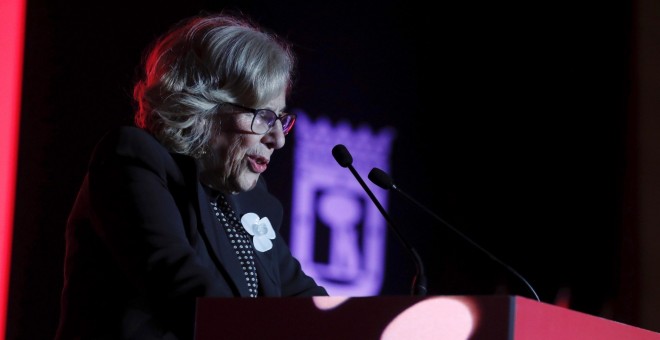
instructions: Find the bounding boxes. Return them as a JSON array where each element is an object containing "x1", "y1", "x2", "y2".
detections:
[{"x1": 195, "y1": 295, "x2": 660, "y2": 339}]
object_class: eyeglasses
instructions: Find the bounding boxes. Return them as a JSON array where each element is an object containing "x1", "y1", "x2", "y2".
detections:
[{"x1": 226, "y1": 102, "x2": 297, "y2": 136}]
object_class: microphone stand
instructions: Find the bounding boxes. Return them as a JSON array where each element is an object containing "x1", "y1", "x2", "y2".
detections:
[
  {"x1": 369, "y1": 167, "x2": 540, "y2": 302},
  {"x1": 345, "y1": 165, "x2": 428, "y2": 296}
]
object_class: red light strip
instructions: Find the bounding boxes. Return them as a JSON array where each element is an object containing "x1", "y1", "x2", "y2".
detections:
[{"x1": 0, "y1": 0, "x2": 26, "y2": 338}]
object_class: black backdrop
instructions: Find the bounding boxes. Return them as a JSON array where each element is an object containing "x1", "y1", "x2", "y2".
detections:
[{"x1": 9, "y1": 1, "x2": 632, "y2": 339}]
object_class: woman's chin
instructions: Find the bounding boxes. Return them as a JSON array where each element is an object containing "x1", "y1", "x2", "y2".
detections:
[{"x1": 236, "y1": 174, "x2": 260, "y2": 192}]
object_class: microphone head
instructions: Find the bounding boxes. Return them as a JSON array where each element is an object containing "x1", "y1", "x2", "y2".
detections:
[
  {"x1": 368, "y1": 168, "x2": 395, "y2": 190},
  {"x1": 332, "y1": 144, "x2": 353, "y2": 168}
]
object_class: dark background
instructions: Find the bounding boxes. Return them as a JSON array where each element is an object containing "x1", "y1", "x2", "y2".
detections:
[{"x1": 8, "y1": 0, "x2": 639, "y2": 339}]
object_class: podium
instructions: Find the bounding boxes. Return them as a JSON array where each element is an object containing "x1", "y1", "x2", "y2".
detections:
[{"x1": 195, "y1": 295, "x2": 660, "y2": 339}]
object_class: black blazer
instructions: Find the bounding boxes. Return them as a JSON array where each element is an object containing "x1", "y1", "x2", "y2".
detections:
[{"x1": 55, "y1": 126, "x2": 327, "y2": 340}]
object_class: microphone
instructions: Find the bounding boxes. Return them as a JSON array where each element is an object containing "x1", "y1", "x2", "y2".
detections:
[
  {"x1": 368, "y1": 167, "x2": 541, "y2": 302},
  {"x1": 331, "y1": 144, "x2": 428, "y2": 296}
]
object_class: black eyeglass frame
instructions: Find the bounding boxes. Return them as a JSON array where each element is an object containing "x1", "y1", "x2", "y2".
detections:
[{"x1": 225, "y1": 102, "x2": 297, "y2": 136}]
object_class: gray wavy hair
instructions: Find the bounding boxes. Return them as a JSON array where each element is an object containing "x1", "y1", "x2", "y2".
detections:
[{"x1": 133, "y1": 11, "x2": 295, "y2": 156}]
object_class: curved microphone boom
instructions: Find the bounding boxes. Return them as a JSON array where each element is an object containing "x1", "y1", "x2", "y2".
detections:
[
  {"x1": 368, "y1": 167, "x2": 541, "y2": 302},
  {"x1": 331, "y1": 144, "x2": 428, "y2": 296}
]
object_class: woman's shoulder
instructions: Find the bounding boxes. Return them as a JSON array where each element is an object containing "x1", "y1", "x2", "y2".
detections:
[
  {"x1": 89, "y1": 125, "x2": 179, "y2": 170},
  {"x1": 94, "y1": 125, "x2": 163, "y2": 153}
]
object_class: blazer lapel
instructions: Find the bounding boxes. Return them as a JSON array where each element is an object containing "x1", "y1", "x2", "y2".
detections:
[
  {"x1": 253, "y1": 246, "x2": 279, "y2": 296},
  {"x1": 226, "y1": 185, "x2": 281, "y2": 296},
  {"x1": 195, "y1": 186, "x2": 251, "y2": 297},
  {"x1": 173, "y1": 154, "x2": 250, "y2": 297}
]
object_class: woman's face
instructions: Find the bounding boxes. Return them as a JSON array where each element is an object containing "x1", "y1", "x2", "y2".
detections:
[{"x1": 198, "y1": 90, "x2": 287, "y2": 193}]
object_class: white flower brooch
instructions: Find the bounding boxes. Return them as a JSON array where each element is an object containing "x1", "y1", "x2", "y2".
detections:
[{"x1": 240, "y1": 213, "x2": 276, "y2": 252}]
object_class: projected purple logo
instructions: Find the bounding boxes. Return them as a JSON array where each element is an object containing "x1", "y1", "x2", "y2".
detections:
[{"x1": 289, "y1": 111, "x2": 396, "y2": 296}]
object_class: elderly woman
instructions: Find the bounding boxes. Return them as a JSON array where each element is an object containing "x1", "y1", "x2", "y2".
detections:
[{"x1": 55, "y1": 12, "x2": 328, "y2": 340}]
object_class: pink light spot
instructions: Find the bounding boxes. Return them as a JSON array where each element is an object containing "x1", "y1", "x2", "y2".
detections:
[
  {"x1": 381, "y1": 297, "x2": 475, "y2": 340},
  {"x1": 312, "y1": 296, "x2": 351, "y2": 310}
]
